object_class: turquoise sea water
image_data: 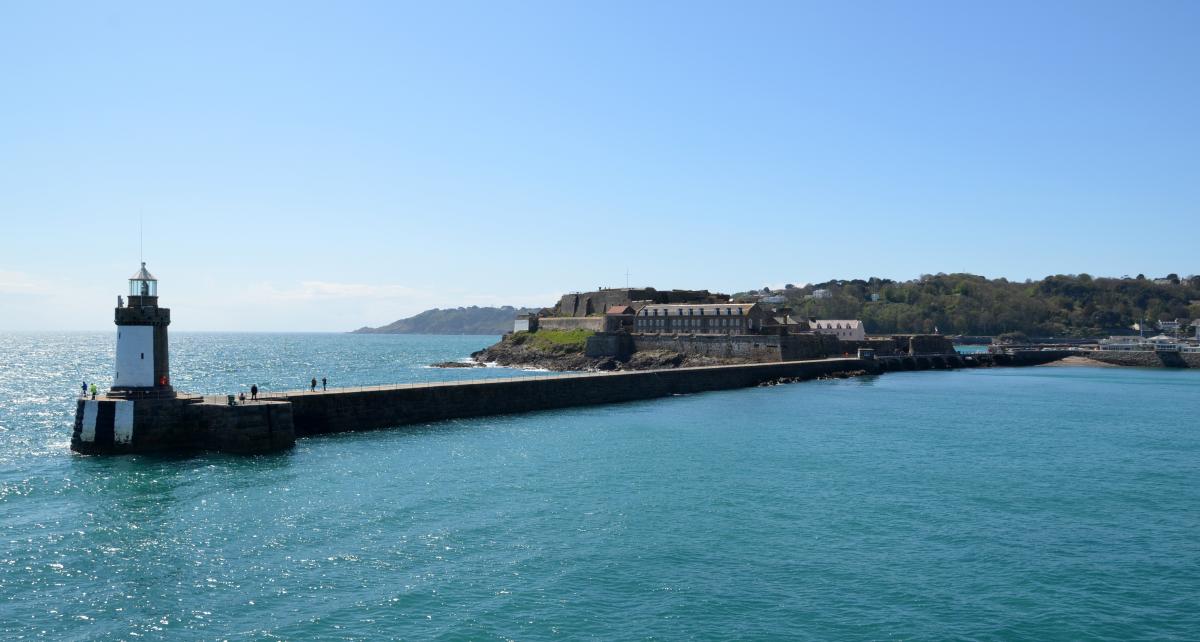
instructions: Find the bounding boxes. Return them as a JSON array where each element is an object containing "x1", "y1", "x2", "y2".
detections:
[{"x1": 2, "y1": 332, "x2": 1198, "y2": 640}]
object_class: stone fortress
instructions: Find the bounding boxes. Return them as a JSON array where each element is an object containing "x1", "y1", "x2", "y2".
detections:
[{"x1": 518, "y1": 287, "x2": 955, "y2": 364}]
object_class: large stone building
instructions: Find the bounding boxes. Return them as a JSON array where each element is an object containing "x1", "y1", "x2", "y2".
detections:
[
  {"x1": 634, "y1": 303, "x2": 769, "y2": 335},
  {"x1": 555, "y1": 288, "x2": 728, "y2": 317}
]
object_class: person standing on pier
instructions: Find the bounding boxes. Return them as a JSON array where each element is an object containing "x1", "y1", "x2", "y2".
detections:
[
  {"x1": 250, "y1": 384, "x2": 258, "y2": 401},
  {"x1": 89, "y1": 383, "x2": 97, "y2": 400},
  {"x1": 322, "y1": 377, "x2": 327, "y2": 391},
  {"x1": 311, "y1": 377, "x2": 317, "y2": 392},
  {"x1": 81, "y1": 381, "x2": 87, "y2": 397}
]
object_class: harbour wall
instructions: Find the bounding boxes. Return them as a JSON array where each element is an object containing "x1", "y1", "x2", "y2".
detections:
[
  {"x1": 279, "y1": 358, "x2": 873, "y2": 437},
  {"x1": 71, "y1": 351, "x2": 1071, "y2": 456},
  {"x1": 72, "y1": 396, "x2": 294, "y2": 455},
  {"x1": 1079, "y1": 350, "x2": 1200, "y2": 368}
]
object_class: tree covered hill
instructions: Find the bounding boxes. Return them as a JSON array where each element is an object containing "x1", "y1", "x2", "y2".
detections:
[
  {"x1": 353, "y1": 306, "x2": 539, "y2": 335},
  {"x1": 738, "y1": 273, "x2": 1200, "y2": 337}
]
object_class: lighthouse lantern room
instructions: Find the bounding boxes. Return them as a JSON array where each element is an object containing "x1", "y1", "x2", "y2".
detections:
[{"x1": 112, "y1": 262, "x2": 172, "y2": 394}]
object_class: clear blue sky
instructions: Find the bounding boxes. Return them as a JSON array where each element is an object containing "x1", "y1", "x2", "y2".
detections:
[{"x1": 1, "y1": 1, "x2": 1196, "y2": 330}]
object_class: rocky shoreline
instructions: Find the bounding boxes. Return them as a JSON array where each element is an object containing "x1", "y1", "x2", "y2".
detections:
[{"x1": 467, "y1": 333, "x2": 755, "y2": 372}]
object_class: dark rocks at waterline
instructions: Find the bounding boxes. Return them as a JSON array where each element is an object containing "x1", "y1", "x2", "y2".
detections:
[
  {"x1": 430, "y1": 361, "x2": 485, "y2": 368},
  {"x1": 470, "y1": 342, "x2": 755, "y2": 373},
  {"x1": 758, "y1": 370, "x2": 869, "y2": 386}
]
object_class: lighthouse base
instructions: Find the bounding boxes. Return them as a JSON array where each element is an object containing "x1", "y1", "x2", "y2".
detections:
[{"x1": 72, "y1": 395, "x2": 295, "y2": 455}]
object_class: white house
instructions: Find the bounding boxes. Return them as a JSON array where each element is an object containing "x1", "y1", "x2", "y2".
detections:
[{"x1": 810, "y1": 319, "x2": 866, "y2": 341}]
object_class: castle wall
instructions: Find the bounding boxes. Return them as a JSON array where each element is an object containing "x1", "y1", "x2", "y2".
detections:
[
  {"x1": 537, "y1": 317, "x2": 608, "y2": 332},
  {"x1": 631, "y1": 334, "x2": 783, "y2": 361},
  {"x1": 555, "y1": 289, "x2": 729, "y2": 317}
]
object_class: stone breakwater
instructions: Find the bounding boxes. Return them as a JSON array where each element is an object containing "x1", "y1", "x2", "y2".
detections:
[
  {"x1": 71, "y1": 351, "x2": 1071, "y2": 456},
  {"x1": 72, "y1": 395, "x2": 294, "y2": 455},
  {"x1": 1077, "y1": 350, "x2": 1200, "y2": 368}
]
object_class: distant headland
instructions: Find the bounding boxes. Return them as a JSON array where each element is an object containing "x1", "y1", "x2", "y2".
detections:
[{"x1": 353, "y1": 305, "x2": 539, "y2": 335}]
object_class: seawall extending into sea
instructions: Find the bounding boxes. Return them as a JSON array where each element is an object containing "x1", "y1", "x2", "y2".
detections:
[
  {"x1": 72, "y1": 351, "x2": 1070, "y2": 456},
  {"x1": 1078, "y1": 350, "x2": 1200, "y2": 368}
]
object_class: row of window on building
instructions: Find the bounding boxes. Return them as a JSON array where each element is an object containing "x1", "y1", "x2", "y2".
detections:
[
  {"x1": 639, "y1": 306, "x2": 751, "y2": 316},
  {"x1": 635, "y1": 317, "x2": 747, "y2": 332}
]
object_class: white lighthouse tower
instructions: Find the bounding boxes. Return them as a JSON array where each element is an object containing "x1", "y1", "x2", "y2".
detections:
[{"x1": 111, "y1": 262, "x2": 172, "y2": 395}]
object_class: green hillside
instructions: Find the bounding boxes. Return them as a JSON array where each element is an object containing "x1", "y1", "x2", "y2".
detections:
[{"x1": 739, "y1": 273, "x2": 1200, "y2": 337}]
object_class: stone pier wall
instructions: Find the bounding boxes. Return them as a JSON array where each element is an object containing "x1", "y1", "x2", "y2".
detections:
[
  {"x1": 1081, "y1": 350, "x2": 1200, "y2": 368},
  {"x1": 72, "y1": 396, "x2": 295, "y2": 455},
  {"x1": 72, "y1": 350, "x2": 1068, "y2": 455},
  {"x1": 282, "y1": 358, "x2": 873, "y2": 437}
]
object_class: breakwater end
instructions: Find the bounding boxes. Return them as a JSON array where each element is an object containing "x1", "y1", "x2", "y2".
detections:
[
  {"x1": 72, "y1": 350, "x2": 1070, "y2": 456},
  {"x1": 1073, "y1": 349, "x2": 1200, "y2": 368}
]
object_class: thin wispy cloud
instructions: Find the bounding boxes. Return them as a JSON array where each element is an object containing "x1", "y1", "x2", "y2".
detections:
[
  {"x1": 0, "y1": 270, "x2": 42, "y2": 294},
  {"x1": 246, "y1": 281, "x2": 431, "y2": 302}
]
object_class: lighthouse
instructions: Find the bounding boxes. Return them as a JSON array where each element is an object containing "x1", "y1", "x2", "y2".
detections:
[
  {"x1": 73, "y1": 263, "x2": 295, "y2": 455},
  {"x1": 111, "y1": 262, "x2": 172, "y2": 395}
]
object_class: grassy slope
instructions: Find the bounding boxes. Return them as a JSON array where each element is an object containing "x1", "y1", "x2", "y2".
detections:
[{"x1": 506, "y1": 329, "x2": 594, "y2": 353}]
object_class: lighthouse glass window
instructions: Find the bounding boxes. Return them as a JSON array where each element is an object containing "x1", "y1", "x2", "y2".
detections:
[{"x1": 129, "y1": 279, "x2": 157, "y2": 297}]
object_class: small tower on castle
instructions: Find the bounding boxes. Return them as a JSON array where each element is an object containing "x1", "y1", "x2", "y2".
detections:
[{"x1": 112, "y1": 262, "x2": 172, "y2": 395}]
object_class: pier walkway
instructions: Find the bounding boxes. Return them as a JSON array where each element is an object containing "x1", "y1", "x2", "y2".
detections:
[{"x1": 76, "y1": 351, "x2": 1071, "y2": 455}]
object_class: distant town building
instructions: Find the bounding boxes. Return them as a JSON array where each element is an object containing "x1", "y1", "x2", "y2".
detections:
[
  {"x1": 809, "y1": 289, "x2": 832, "y2": 300},
  {"x1": 869, "y1": 293, "x2": 880, "y2": 302},
  {"x1": 1158, "y1": 319, "x2": 1182, "y2": 333},
  {"x1": 760, "y1": 294, "x2": 787, "y2": 304},
  {"x1": 1099, "y1": 334, "x2": 1199, "y2": 352},
  {"x1": 635, "y1": 303, "x2": 768, "y2": 335},
  {"x1": 810, "y1": 319, "x2": 866, "y2": 341}
]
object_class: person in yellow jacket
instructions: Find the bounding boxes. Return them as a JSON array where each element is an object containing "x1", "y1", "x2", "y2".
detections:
[{"x1": 89, "y1": 383, "x2": 97, "y2": 400}]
